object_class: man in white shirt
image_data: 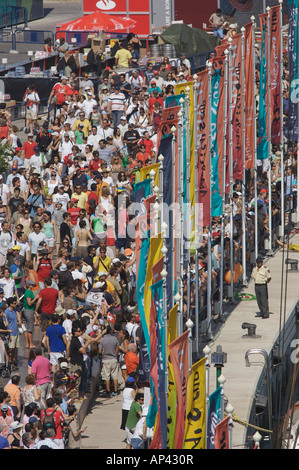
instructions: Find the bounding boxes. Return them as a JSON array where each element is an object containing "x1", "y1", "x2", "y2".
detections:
[
  {"x1": 58, "y1": 133, "x2": 73, "y2": 160},
  {"x1": 87, "y1": 126, "x2": 101, "y2": 150},
  {"x1": 53, "y1": 186, "x2": 70, "y2": 211},
  {"x1": 29, "y1": 146, "x2": 44, "y2": 175},
  {"x1": 82, "y1": 92, "x2": 98, "y2": 120},
  {"x1": 0, "y1": 221, "x2": 14, "y2": 267},
  {"x1": 118, "y1": 116, "x2": 129, "y2": 136},
  {"x1": 98, "y1": 119, "x2": 114, "y2": 141}
]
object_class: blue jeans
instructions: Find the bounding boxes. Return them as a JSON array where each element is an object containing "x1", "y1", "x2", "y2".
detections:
[{"x1": 213, "y1": 28, "x2": 223, "y2": 39}]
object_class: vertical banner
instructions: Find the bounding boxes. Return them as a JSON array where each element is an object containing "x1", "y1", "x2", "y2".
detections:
[
  {"x1": 210, "y1": 68, "x2": 223, "y2": 217},
  {"x1": 140, "y1": 162, "x2": 159, "y2": 187},
  {"x1": 270, "y1": 5, "x2": 281, "y2": 146},
  {"x1": 244, "y1": 22, "x2": 255, "y2": 169},
  {"x1": 257, "y1": 14, "x2": 269, "y2": 160},
  {"x1": 230, "y1": 33, "x2": 244, "y2": 179},
  {"x1": 207, "y1": 387, "x2": 222, "y2": 449},
  {"x1": 183, "y1": 358, "x2": 206, "y2": 449},
  {"x1": 286, "y1": 0, "x2": 298, "y2": 143},
  {"x1": 196, "y1": 69, "x2": 210, "y2": 226},
  {"x1": 168, "y1": 330, "x2": 189, "y2": 449},
  {"x1": 136, "y1": 233, "x2": 151, "y2": 354},
  {"x1": 167, "y1": 304, "x2": 178, "y2": 450},
  {"x1": 214, "y1": 416, "x2": 230, "y2": 449},
  {"x1": 213, "y1": 57, "x2": 225, "y2": 197}
]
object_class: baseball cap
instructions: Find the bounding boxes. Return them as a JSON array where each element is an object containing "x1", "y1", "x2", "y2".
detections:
[
  {"x1": 60, "y1": 361, "x2": 69, "y2": 369},
  {"x1": 12, "y1": 245, "x2": 21, "y2": 250},
  {"x1": 126, "y1": 377, "x2": 135, "y2": 383},
  {"x1": 34, "y1": 146, "x2": 39, "y2": 151}
]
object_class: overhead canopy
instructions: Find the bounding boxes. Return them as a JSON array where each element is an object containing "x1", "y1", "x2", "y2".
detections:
[
  {"x1": 160, "y1": 23, "x2": 220, "y2": 57},
  {"x1": 57, "y1": 10, "x2": 136, "y2": 32}
]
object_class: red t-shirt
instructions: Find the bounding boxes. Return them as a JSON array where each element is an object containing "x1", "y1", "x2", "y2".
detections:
[
  {"x1": 41, "y1": 407, "x2": 64, "y2": 439},
  {"x1": 138, "y1": 138, "x2": 154, "y2": 156},
  {"x1": 67, "y1": 207, "x2": 80, "y2": 225},
  {"x1": 39, "y1": 287, "x2": 58, "y2": 314},
  {"x1": 53, "y1": 83, "x2": 72, "y2": 106},
  {"x1": 22, "y1": 140, "x2": 36, "y2": 159},
  {"x1": 89, "y1": 159, "x2": 101, "y2": 173}
]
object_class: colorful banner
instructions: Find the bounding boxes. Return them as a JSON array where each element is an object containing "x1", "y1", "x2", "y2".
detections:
[
  {"x1": 168, "y1": 330, "x2": 189, "y2": 449},
  {"x1": 196, "y1": 69, "x2": 210, "y2": 227},
  {"x1": 230, "y1": 33, "x2": 244, "y2": 179},
  {"x1": 136, "y1": 232, "x2": 150, "y2": 354},
  {"x1": 270, "y1": 5, "x2": 281, "y2": 146},
  {"x1": 214, "y1": 416, "x2": 230, "y2": 449},
  {"x1": 134, "y1": 178, "x2": 152, "y2": 217},
  {"x1": 244, "y1": 22, "x2": 255, "y2": 170},
  {"x1": 183, "y1": 358, "x2": 206, "y2": 449},
  {"x1": 207, "y1": 387, "x2": 222, "y2": 449},
  {"x1": 166, "y1": 303, "x2": 178, "y2": 450},
  {"x1": 257, "y1": 14, "x2": 269, "y2": 160},
  {"x1": 140, "y1": 162, "x2": 159, "y2": 188},
  {"x1": 143, "y1": 233, "x2": 163, "y2": 338},
  {"x1": 286, "y1": 0, "x2": 298, "y2": 143},
  {"x1": 210, "y1": 68, "x2": 222, "y2": 217}
]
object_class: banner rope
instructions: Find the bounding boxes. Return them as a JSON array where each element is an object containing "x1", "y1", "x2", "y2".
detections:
[{"x1": 224, "y1": 412, "x2": 273, "y2": 434}]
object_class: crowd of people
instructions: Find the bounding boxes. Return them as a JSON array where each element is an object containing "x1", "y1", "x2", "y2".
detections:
[{"x1": 0, "y1": 20, "x2": 296, "y2": 449}]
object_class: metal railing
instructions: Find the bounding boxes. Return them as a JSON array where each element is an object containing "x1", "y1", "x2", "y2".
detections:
[{"x1": 0, "y1": 6, "x2": 28, "y2": 29}]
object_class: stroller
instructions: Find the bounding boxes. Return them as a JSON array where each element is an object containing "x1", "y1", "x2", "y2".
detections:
[{"x1": 0, "y1": 336, "x2": 11, "y2": 378}]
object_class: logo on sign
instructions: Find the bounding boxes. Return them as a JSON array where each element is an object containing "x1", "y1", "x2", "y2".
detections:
[{"x1": 96, "y1": 0, "x2": 116, "y2": 10}]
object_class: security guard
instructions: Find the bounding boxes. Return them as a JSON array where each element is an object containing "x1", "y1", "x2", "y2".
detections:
[{"x1": 251, "y1": 256, "x2": 271, "y2": 318}]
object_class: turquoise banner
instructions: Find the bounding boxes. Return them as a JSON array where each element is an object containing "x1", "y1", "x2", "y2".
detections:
[
  {"x1": 257, "y1": 23, "x2": 269, "y2": 160},
  {"x1": 210, "y1": 68, "x2": 222, "y2": 217}
]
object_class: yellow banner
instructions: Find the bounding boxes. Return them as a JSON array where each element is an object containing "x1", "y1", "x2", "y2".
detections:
[
  {"x1": 140, "y1": 162, "x2": 159, "y2": 188},
  {"x1": 143, "y1": 233, "x2": 163, "y2": 333},
  {"x1": 183, "y1": 357, "x2": 206, "y2": 449}
]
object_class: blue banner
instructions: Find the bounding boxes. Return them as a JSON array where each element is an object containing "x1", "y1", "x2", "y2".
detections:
[
  {"x1": 136, "y1": 232, "x2": 151, "y2": 355},
  {"x1": 257, "y1": 23, "x2": 269, "y2": 160},
  {"x1": 210, "y1": 68, "x2": 222, "y2": 217},
  {"x1": 207, "y1": 387, "x2": 222, "y2": 449}
]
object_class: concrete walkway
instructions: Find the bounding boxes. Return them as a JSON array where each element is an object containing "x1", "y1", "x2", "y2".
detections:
[{"x1": 207, "y1": 234, "x2": 299, "y2": 449}]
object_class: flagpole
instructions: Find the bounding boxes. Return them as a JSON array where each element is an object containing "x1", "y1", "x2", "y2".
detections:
[
  {"x1": 241, "y1": 27, "x2": 248, "y2": 286},
  {"x1": 171, "y1": 125, "x2": 177, "y2": 307},
  {"x1": 228, "y1": 37, "x2": 235, "y2": 300},
  {"x1": 220, "y1": 50, "x2": 229, "y2": 317},
  {"x1": 207, "y1": 61, "x2": 213, "y2": 340},
  {"x1": 267, "y1": 6, "x2": 273, "y2": 256},
  {"x1": 251, "y1": 15, "x2": 259, "y2": 260},
  {"x1": 217, "y1": 374, "x2": 226, "y2": 420},
  {"x1": 193, "y1": 74, "x2": 200, "y2": 355},
  {"x1": 177, "y1": 104, "x2": 184, "y2": 336},
  {"x1": 161, "y1": 222, "x2": 169, "y2": 401},
  {"x1": 226, "y1": 403, "x2": 234, "y2": 449},
  {"x1": 203, "y1": 344, "x2": 211, "y2": 449},
  {"x1": 279, "y1": 0, "x2": 285, "y2": 240},
  {"x1": 185, "y1": 85, "x2": 192, "y2": 320}
]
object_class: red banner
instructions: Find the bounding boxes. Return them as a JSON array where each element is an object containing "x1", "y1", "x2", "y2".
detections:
[
  {"x1": 231, "y1": 33, "x2": 243, "y2": 180},
  {"x1": 214, "y1": 416, "x2": 230, "y2": 449},
  {"x1": 244, "y1": 22, "x2": 255, "y2": 170},
  {"x1": 196, "y1": 69, "x2": 210, "y2": 227},
  {"x1": 168, "y1": 331, "x2": 189, "y2": 449},
  {"x1": 270, "y1": 5, "x2": 281, "y2": 146}
]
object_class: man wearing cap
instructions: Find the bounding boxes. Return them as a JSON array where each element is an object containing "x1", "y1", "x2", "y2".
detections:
[
  {"x1": 58, "y1": 132, "x2": 73, "y2": 160},
  {"x1": 118, "y1": 115, "x2": 129, "y2": 137},
  {"x1": 73, "y1": 111, "x2": 91, "y2": 138},
  {"x1": 82, "y1": 92, "x2": 97, "y2": 121},
  {"x1": 35, "y1": 122, "x2": 52, "y2": 154},
  {"x1": 251, "y1": 256, "x2": 271, "y2": 319},
  {"x1": 29, "y1": 145, "x2": 44, "y2": 175},
  {"x1": 148, "y1": 80, "x2": 162, "y2": 97}
]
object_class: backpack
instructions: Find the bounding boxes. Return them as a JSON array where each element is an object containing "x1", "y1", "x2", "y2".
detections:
[{"x1": 42, "y1": 409, "x2": 56, "y2": 430}]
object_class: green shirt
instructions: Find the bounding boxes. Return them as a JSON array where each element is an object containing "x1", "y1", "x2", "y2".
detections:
[
  {"x1": 125, "y1": 401, "x2": 142, "y2": 430},
  {"x1": 24, "y1": 289, "x2": 35, "y2": 310}
]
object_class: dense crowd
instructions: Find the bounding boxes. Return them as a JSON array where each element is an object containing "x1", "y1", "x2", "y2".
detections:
[{"x1": 0, "y1": 25, "x2": 295, "y2": 449}]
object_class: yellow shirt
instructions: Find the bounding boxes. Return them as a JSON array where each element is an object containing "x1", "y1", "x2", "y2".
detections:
[
  {"x1": 115, "y1": 48, "x2": 132, "y2": 68},
  {"x1": 93, "y1": 255, "x2": 112, "y2": 280},
  {"x1": 71, "y1": 192, "x2": 88, "y2": 209},
  {"x1": 73, "y1": 118, "x2": 91, "y2": 138}
]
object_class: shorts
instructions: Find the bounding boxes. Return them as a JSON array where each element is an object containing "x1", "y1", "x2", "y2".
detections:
[
  {"x1": 49, "y1": 351, "x2": 65, "y2": 366},
  {"x1": 45, "y1": 237, "x2": 55, "y2": 248},
  {"x1": 23, "y1": 309, "x2": 35, "y2": 333},
  {"x1": 0, "y1": 253, "x2": 7, "y2": 267},
  {"x1": 125, "y1": 426, "x2": 134, "y2": 445},
  {"x1": 9, "y1": 335, "x2": 19, "y2": 349},
  {"x1": 27, "y1": 108, "x2": 38, "y2": 120},
  {"x1": 37, "y1": 381, "x2": 52, "y2": 400},
  {"x1": 101, "y1": 359, "x2": 119, "y2": 381}
]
